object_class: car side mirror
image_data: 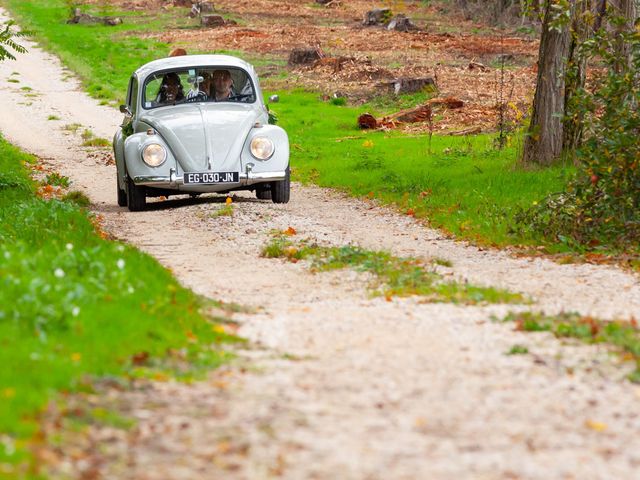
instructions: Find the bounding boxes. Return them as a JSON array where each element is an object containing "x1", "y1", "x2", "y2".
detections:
[
  {"x1": 268, "y1": 94, "x2": 279, "y2": 103},
  {"x1": 119, "y1": 104, "x2": 132, "y2": 116}
]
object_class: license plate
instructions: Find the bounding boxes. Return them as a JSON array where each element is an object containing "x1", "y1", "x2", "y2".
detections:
[{"x1": 183, "y1": 171, "x2": 239, "y2": 184}]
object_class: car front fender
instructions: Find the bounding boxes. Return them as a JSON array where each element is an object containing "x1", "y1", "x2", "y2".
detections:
[
  {"x1": 123, "y1": 132, "x2": 176, "y2": 182},
  {"x1": 241, "y1": 124, "x2": 289, "y2": 175},
  {"x1": 113, "y1": 129, "x2": 126, "y2": 190}
]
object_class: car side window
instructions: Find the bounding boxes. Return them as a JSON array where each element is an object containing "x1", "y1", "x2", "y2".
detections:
[
  {"x1": 125, "y1": 76, "x2": 133, "y2": 108},
  {"x1": 144, "y1": 76, "x2": 163, "y2": 107},
  {"x1": 130, "y1": 76, "x2": 139, "y2": 116}
]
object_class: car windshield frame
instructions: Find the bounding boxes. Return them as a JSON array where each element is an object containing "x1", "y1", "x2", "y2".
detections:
[{"x1": 141, "y1": 65, "x2": 257, "y2": 110}]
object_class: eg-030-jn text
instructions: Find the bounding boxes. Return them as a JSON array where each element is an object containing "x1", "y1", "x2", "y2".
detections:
[{"x1": 184, "y1": 172, "x2": 238, "y2": 184}]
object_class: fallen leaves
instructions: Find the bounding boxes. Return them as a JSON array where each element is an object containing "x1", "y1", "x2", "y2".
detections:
[
  {"x1": 585, "y1": 419, "x2": 608, "y2": 432},
  {"x1": 2, "y1": 388, "x2": 15, "y2": 398},
  {"x1": 212, "y1": 324, "x2": 227, "y2": 334},
  {"x1": 185, "y1": 330, "x2": 198, "y2": 343},
  {"x1": 131, "y1": 351, "x2": 150, "y2": 366}
]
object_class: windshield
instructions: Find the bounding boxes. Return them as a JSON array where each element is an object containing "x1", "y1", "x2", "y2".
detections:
[{"x1": 142, "y1": 67, "x2": 256, "y2": 109}]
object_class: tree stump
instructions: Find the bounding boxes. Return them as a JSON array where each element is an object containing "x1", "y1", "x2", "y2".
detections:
[
  {"x1": 201, "y1": 14, "x2": 226, "y2": 27},
  {"x1": 363, "y1": 8, "x2": 392, "y2": 26},
  {"x1": 200, "y1": 1, "x2": 215, "y2": 13},
  {"x1": 428, "y1": 97, "x2": 464, "y2": 109},
  {"x1": 379, "y1": 77, "x2": 437, "y2": 95},
  {"x1": 288, "y1": 48, "x2": 322, "y2": 66},
  {"x1": 357, "y1": 113, "x2": 378, "y2": 129},
  {"x1": 495, "y1": 53, "x2": 515, "y2": 64},
  {"x1": 386, "y1": 15, "x2": 418, "y2": 32},
  {"x1": 104, "y1": 17, "x2": 123, "y2": 26},
  {"x1": 393, "y1": 105, "x2": 432, "y2": 123},
  {"x1": 67, "y1": 8, "x2": 122, "y2": 26}
]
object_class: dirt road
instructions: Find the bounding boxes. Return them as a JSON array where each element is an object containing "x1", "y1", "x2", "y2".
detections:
[{"x1": 1, "y1": 16, "x2": 640, "y2": 479}]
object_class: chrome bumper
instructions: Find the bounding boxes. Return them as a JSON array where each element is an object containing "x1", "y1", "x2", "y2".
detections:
[{"x1": 133, "y1": 170, "x2": 285, "y2": 187}]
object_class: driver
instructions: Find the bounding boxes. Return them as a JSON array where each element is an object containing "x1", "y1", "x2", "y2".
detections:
[{"x1": 211, "y1": 69, "x2": 235, "y2": 101}]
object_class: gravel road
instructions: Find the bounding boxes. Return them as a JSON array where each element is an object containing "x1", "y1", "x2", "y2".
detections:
[{"x1": 1, "y1": 15, "x2": 640, "y2": 479}]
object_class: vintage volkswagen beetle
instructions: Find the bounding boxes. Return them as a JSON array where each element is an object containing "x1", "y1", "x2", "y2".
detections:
[{"x1": 114, "y1": 54, "x2": 289, "y2": 211}]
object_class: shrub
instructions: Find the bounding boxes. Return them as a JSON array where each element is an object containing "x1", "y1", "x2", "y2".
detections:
[{"x1": 516, "y1": 24, "x2": 640, "y2": 249}]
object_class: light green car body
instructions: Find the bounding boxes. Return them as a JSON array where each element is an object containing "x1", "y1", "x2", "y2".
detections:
[{"x1": 113, "y1": 54, "x2": 289, "y2": 210}]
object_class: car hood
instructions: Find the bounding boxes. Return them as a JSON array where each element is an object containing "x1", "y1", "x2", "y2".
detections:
[{"x1": 139, "y1": 103, "x2": 261, "y2": 172}]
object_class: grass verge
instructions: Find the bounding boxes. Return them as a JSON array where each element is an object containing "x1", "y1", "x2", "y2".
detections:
[
  {"x1": 499, "y1": 311, "x2": 640, "y2": 382},
  {"x1": 0, "y1": 135, "x2": 242, "y2": 477},
  {"x1": 262, "y1": 231, "x2": 524, "y2": 304}
]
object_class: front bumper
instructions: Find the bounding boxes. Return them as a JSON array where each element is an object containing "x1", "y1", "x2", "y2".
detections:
[{"x1": 133, "y1": 169, "x2": 285, "y2": 188}]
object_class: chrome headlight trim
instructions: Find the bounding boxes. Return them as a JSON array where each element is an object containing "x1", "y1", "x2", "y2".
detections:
[
  {"x1": 142, "y1": 143, "x2": 167, "y2": 167},
  {"x1": 250, "y1": 136, "x2": 275, "y2": 160}
]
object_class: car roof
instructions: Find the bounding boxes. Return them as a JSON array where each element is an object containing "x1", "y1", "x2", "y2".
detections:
[{"x1": 134, "y1": 54, "x2": 256, "y2": 80}]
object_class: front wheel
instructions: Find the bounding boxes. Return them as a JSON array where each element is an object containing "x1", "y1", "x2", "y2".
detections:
[
  {"x1": 126, "y1": 174, "x2": 147, "y2": 211},
  {"x1": 255, "y1": 184, "x2": 272, "y2": 200},
  {"x1": 271, "y1": 167, "x2": 290, "y2": 204}
]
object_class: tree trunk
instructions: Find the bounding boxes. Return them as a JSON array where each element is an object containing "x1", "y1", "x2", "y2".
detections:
[
  {"x1": 612, "y1": 0, "x2": 637, "y2": 73},
  {"x1": 563, "y1": 0, "x2": 593, "y2": 154},
  {"x1": 593, "y1": 0, "x2": 607, "y2": 31},
  {"x1": 522, "y1": 0, "x2": 572, "y2": 166}
]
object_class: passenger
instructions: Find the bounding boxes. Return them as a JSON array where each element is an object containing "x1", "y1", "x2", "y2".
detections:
[
  {"x1": 186, "y1": 72, "x2": 209, "y2": 101},
  {"x1": 156, "y1": 72, "x2": 185, "y2": 104}
]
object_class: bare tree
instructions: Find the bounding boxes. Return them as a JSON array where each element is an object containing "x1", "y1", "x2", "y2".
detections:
[{"x1": 521, "y1": 0, "x2": 572, "y2": 166}]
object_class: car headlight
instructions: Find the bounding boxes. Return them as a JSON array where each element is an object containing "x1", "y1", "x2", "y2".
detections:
[
  {"x1": 142, "y1": 143, "x2": 167, "y2": 167},
  {"x1": 250, "y1": 136, "x2": 275, "y2": 160}
]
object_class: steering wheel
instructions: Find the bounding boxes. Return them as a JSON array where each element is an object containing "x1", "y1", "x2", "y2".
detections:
[
  {"x1": 227, "y1": 94, "x2": 252, "y2": 102},
  {"x1": 185, "y1": 91, "x2": 208, "y2": 103}
]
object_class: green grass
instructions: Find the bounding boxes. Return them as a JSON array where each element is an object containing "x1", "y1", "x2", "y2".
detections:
[
  {"x1": 43, "y1": 172, "x2": 70, "y2": 188},
  {"x1": 62, "y1": 190, "x2": 91, "y2": 207},
  {"x1": 211, "y1": 204, "x2": 234, "y2": 217},
  {"x1": 506, "y1": 344, "x2": 529, "y2": 355},
  {"x1": 2, "y1": 0, "x2": 174, "y2": 103},
  {"x1": 499, "y1": 311, "x2": 640, "y2": 382},
  {"x1": 1, "y1": 0, "x2": 572, "y2": 249},
  {"x1": 80, "y1": 129, "x2": 110, "y2": 147},
  {"x1": 62, "y1": 122, "x2": 82, "y2": 133},
  {"x1": 0, "y1": 135, "x2": 241, "y2": 476},
  {"x1": 262, "y1": 233, "x2": 524, "y2": 304},
  {"x1": 82, "y1": 137, "x2": 111, "y2": 147},
  {"x1": 433, "y1": 257, "x2": 453, "y2": 267},
  {"x1": 274, "y1": 90, "x2": 572, "y2": 248}
]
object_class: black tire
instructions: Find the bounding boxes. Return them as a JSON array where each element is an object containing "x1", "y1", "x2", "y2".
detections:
[
  {"x1": 126, "y1": 174, "x2": 147, "y2": 212},
  {"x1": 271, "y1": 166, "x2": 290, "y2": 204},
  {"x1": 117, "y1": 173, "x2": 127, "y2": 207},
  {"x1": 255, "y1": 184, "x2": 272, "y2": 200}
]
